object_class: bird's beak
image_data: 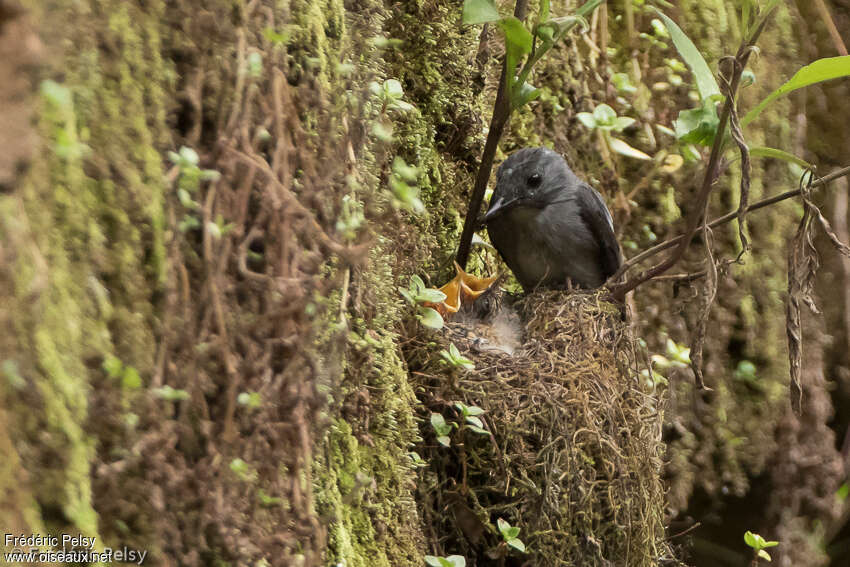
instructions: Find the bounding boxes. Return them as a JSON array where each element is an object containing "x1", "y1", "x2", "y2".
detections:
[{"x1": 483, "y1": 196, "x2": 519, "y2": 223}]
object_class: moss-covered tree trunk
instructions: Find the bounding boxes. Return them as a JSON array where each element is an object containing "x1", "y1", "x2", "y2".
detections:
[{"x1": 2, "y1": 1, "x2": 848, "y2": 566}]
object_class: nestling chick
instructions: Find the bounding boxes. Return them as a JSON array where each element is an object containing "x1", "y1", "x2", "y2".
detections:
[{"x1": 484, "y1": 147, "x2": 622, "y2": 291}]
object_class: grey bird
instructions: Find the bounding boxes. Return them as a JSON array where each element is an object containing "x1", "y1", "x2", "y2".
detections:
[{"x1": 484, "y1": 147, "x2": 621, "y2": 291}]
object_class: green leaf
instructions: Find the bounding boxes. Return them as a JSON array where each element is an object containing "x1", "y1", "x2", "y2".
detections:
[
  {"x1": 466, "y1": 425, "x2": 489, "y2": 435},
  {"x1": 410, "y1": 275, "x2": 425, "y2": 293},
  {"x1": 424, "y1": 557, "x2": 442, "y2": 567},
  {"x1": 535, "y1": 22, "x2": 555, "y2": 42},
  {"x1": 465, "y1": 405, "x2": 485, "y2": 416},
  {"x1": 592, "y1": 103, "x2": 617, "y2": 126},
  {"x1": 392, "y1": 157, "x2": 419, "y2": 182},
  {"x1": 743, "y1": 56, "x2": 850, "y2": 126},
  {"x1": 514, "y1": 81, "x2": 542, "y2": 108},
  {"x1": 744, "y1": 530, "x2": 759, "y2": 549},
  {"x1": 430, "y1": 413, "x2": 452, "y2": 436},
  {"x1": 462, "y1": 0, "x2": 500, "y2": 25},
  {"x1": 498, "y1": 17, "x2": 533, "y2": 55},
  {"x1": 608, "y1": 137, "x2": 652, "y2": 160},
  {"x1": 418, "y1": 288, "x2": 448, "y2": 303},
  {"x1": 758, "y1": 550, "x2": 772, "y2": 562},
  {"x1": 538, "y1": 0, "x2": 550, "y2": 24},
  {"x1": 507, "y1": 538, "x2": 526, "y2": 553},
  {"x1": 417, "y1": 306, "x2": 444, "y2": 330},
  {"x1": 103, "y1": 355, "x2": 124, "y2": 378},
  {"x1": 674, "y1": 98, "x2": 720, "y2": 146},
  {"x1": 613, "y1": 116, "x2": 636, "y2": 132},
  {"x1": 497, "y1": 518, "x2": 511, "y2": 536},
  {"x1": 612, "y1": 72, "x2": 637, "y2": 94},
  {"x1": 383, "y1": 79, "x2": 404, "y2": 99},
  {"x1": 576, "y1": 112, "x2": 596, "y2": 129},
  {"x1": 652, "y1": 9, "x2": 721, "y2": 100},
  {"x1": 763, "y1": 541, "x2": 779, "y2": 548},
  {"x1": 465, "y1": 416, "x2": 484, "y2": 428},
  {"x1": 748, "y1": 147, "x2": 812, "y2": 169},
  {"x1": 153, "y1": 385, "x2": 190, "y2": 402},
  {"x1": 505, "y1": 526, "x2": 520, "y2": 539},
  {"x1": 437, "y1": 435, "x2": 451, "y2": 447}
]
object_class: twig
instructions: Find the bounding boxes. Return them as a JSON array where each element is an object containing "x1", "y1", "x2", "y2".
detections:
[
  {"x1": 608, "y1": 164, "x2": 850, "y2": 281},
  {"x1": 609, "y1": 15, "x2": 773, "y2": 301},
  {"x1": 813, "y1": 0, "x2": 848, "y2": 56},
  {"x1": 456, "y1": 0, "x2": 530, "y2": 269}
]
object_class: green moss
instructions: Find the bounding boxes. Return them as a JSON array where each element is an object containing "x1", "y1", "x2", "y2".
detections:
[{"x1": 1, "y1": 0, "x2": 169, "y2": 546}]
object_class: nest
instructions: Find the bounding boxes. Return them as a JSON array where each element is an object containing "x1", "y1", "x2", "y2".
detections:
[{"x1": 407, "y1": 290, "x2": 675, "y2": 566}]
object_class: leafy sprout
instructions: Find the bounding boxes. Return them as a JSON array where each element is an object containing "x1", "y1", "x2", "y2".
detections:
[
  {"x1": 576, "y1": 103, "x2": 650, "y2": 161},
  {"x1": 430, "y1": 413, "x2": 455, "y2": 447},
  {"x1": 497, "y1": 518, "x2": 526, "y2": 553},
  {"x1": 399, "y1": 275, "x2": 446, "y2": 330},
  {"x1": 453, "y1": 401, "x2": 488, "y2": 435},
  {"x1": 744, "y1": 531, "x2": 779, "y2": 563},
  {"x1": 424, "y1": 555, "x2": 465, "y2": 567},
  {"x1": 440, "y1": 343, "x2": 475, "y2": 371}
]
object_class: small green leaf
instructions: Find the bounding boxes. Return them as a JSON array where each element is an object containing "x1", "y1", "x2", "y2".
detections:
[
  {"x1": 237, "y1": 391, "x2": 262, "y2": 409},
  {"x1": 417, "y1": 307, "x2": 444, "y2": 330},
  {"x1": 507, "y1": 538, "x2": 526, "y2": 553},
  {"x1": 592, "y1": 103, "x2": 617, "y2": 126},
  {"x1": 613, "y1": 116, "x2": 636, "y2": 131},
  {"x1": 467, "y1": 425, "x2": 489, "y2": 435},
  {"x1": 247, "y1": 52, "x2": 263, "y2": 78},
  {"x1": 465, "y1": 405, "x2": 485, "y2": 416},
  {"x1": 608, "y1": 137, "x2": 652, "y2": 160},
  {"x1": 179, "y1": 146, "x2": 200, "y2": 166},
  {"x1": 498, "y1": 17, "x2": 533, "y2": 55},
  {"x1": 744, "y1": 530, "x2": 758, "y2": 549},
  {"x1": 418, "y1": 288, "x2": 448, "y2": 303},
  {"x1": 576, "y1": 112, "x2": 596, "y2": 129},
  {"x1": 743, "y1": 56, "x2": 850, "y2": 126},
  {"x1": 103, "y1": 355, "x2": 124, "y2": 378},
  {"x1": 749, "y1": 147, "x2": 813, "y2": 169},
  {"x1": 612, "y1": 72, "x2": 637, "y2": 94},
  {"x1": 497, "y1": 518, "x2": 511, "y2": 535},
  {"x1": 465, "y1": 416, "x2": 484, "y2": 429},
  {"x1": 514, "y1": 81, "x2": 542, "y2": 108},
  {"x1": 762, "y1": 541, "x2": 779, "y2": 548},
  {"x1": 153, "y1": 385, "x2": 190, "y2": 402},
  {"x1": 758, "y1": 550, "x2": 772, "y2": 561},
  {"x1": 652, "y1": 9, "x2": 721, "y2": 100},
  {"x1": 430, "y1": 413, "x2": 452, "y2": 436},
  {"x1": 383, "y1": 79, "x2": 404, "y2": 99},
  {"x1": 535, "y1": 23, "x2": 555, "y2": 42},
  {"x1": 674, "y1": 98, "x2": 720, "y2": 146},
  {"x1": 392, "y1": 157, "x2": 419, "y2": 182},
  {"x1": 437, "y1": 435, "x2": 451, "y2": 447},
  {"x1": 505, "y1": 526, "x2": 520, "y2": 539},
  {"x1": 462, "y1": 0, "x2": 500, "y2": 25}
]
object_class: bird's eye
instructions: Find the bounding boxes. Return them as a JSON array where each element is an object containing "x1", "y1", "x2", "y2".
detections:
[{"x1": 527, "y1": 173, "x2": 542, "y2": 188}]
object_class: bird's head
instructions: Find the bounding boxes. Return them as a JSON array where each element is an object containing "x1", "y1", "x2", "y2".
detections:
[{"x1": 484, "y1": 147, "x2": 579, "y2": 223}]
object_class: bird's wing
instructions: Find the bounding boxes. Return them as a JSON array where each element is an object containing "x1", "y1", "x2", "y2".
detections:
[{"x1": 575, "y1": 184, "x2": 622, "y2": 280}]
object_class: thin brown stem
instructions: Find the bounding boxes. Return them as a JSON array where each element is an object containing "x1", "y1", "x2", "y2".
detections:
[
  {"x1": 456, "y1": 0, "x2": 530, "y2": 269},
  {"x1": 609, "y1": 14, "x2": 774, "y2": 301},
  {"x1": 609, "y1": 164, "x2": 850, "y2": 281}
]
